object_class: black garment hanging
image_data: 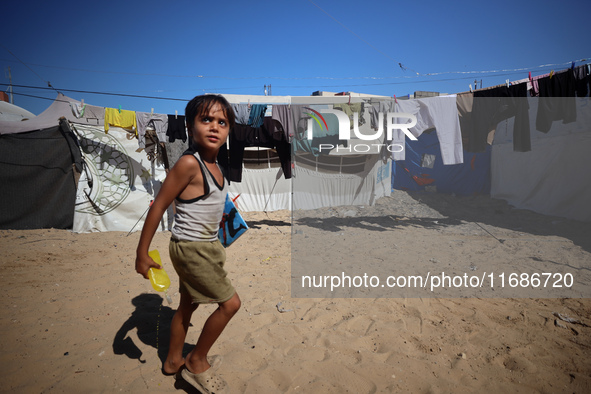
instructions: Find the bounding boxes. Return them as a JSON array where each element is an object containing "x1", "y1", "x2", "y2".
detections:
[
  {"x1": 573, "y1": 64, "x2": 590, "y2": 98},
  {"x1": 536, "y1": 69, "x2": 576, "y2": 133},
  {"x1": 228, "y1": 117, "x2": 291, "y2": 182},
  {"x1": 166, "y1": 114, "x2": 187, "y2": 143},
  {"x1": 468, "y1": 82, "x2": 530, "y2": 153}
]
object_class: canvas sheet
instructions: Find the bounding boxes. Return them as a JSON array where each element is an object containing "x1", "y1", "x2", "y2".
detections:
[
  {"x1": 228, "y1": 167, "x2": 291, "y2": 212},
  {"x1": 0, "y1": 124, "x2": 81, "y2": 229},
  {"x1": 293, "y1": 155, "x2": 391, "y2": 211},
  {"x1": 491, "y1": 97, "x2": 591, "y2": 222},
  {"x1": 72, "y1": 124, "x2": 171, "y2": 233},
  {"x1": 392, "y1": 129, "x2": 491, "y2": 196}
]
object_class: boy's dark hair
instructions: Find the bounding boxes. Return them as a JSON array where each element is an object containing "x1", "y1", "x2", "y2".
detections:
[{"x1": 185, "y1": 94, "x2": 235, "y2": 132}]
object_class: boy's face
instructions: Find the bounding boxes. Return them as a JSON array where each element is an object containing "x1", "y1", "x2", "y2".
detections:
[{"x1": 189, "y1": 103, "x2": 230, "y2": 152}]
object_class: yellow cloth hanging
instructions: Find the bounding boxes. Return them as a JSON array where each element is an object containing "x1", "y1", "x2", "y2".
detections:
[{"x1": 104, "y1": 107, "x2": 137, "y2": 134}]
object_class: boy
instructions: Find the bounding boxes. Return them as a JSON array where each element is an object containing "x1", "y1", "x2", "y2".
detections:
[{"x1": 135, "y1": 94, "x2": 240, "y2": 393}]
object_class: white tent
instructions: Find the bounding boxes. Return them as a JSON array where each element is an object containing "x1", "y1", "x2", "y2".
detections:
[
  {"x1": 491, "y1": 97, "x2": 591, "y2": 222},
  {"x1": 227, "y1": 147, "x2": 291, "y2": 212},
  {"x1": 57, "y1": 95, "x2": 171, "y2": 233},
  {"x1": 0, "y1": 95, "x2": 82, "y2": 229},
  {"x1": 2, "y1": 92, "x2": 394, "y2": 230},
  {"x1": 71, "y1": 122, "x2": 170, "y2": 233},
  {"x1": 0, "y1": 100, "x2": 35, "y2": 121},
  {"x1": 221, "y1": 94, "x2": 393, "y2": 212},
  {"x1": 0, "y1": 93, "x2": 170, "y2": 232}
]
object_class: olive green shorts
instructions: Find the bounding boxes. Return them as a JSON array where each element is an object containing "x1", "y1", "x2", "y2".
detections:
[{"x1": 169, "y1": 238, "x2": 235, "y2": 304}]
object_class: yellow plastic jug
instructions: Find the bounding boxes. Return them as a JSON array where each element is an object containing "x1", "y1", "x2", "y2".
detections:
[{"x1": 147, "y1": 250, "x2": 172, "y2": 304}]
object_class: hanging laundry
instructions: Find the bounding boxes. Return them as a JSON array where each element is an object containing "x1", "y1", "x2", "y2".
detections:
[
  {"x1": 536, "y1": 69, "x2": 576, "y2": 133},
  {"x1": 530, "y1": 73, "x2": 550, "y2": 97},
  {"x1": 228, "y1": 117, "x2": 291, "y2": 182},
  {"x1": 271, "y1": 104, "x2": 307, "y2": 142},
  {"x1": 69, "y1": 102, "x2": 86, "y2": 118},
  {"x1": 247, "y1": 104, "x2": 267, "y2": 128},
  {"x1": 80, "y1": 104, "x2": 105, "y2": 126},
  {"x1": 166, "y1": 114, "x2": 187, "y2": 143},
  {"x1": 67, "y1": 100, "x2": 104, "y2": 125},
  {"x1": 456, "y1": 92, "x2": 474, "y2": 145},
  {"x1": 232, "y1": 104, "x2": 251, "y2": 125},
  {"x1": 369, "y1": 101, "x2": 395, "y2": 131},
  {"x1": 334, "y1": 102, "x2": 365, "y2": 129},
  {"x1": 136, "y1": 112, "x2": 168, "y2": 149},
  {"x1": 469, "y1": 83, "x2": 530, "y2": 152},
  {"x1": 104, "y1": 107, "x2": 137, "y2": 133},
  {"x1": 393, "y1": 96, "x2": 464, "y2": 165},
  {"x1": 573, "y1": 64, "x2": 590, "y2": 98}
]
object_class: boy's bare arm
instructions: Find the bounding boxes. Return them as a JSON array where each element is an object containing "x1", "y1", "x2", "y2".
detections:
[{"x1": 135, "y1": 156, "x2": 202, "y2": 279}]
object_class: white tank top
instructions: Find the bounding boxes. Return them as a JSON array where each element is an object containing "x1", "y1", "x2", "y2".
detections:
[{"x1": 171, "y1": 150, "x2": 228, "y2": 242}]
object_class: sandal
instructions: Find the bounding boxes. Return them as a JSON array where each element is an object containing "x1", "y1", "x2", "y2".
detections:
[
  {"x1": 181, "y1": 366, "x2": 228, "y2": 393},
  {"x1": 162, "y1": 355, "x2": 222, "y2": 378}
]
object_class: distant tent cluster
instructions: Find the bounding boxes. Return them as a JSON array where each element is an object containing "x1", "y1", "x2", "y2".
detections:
[
  {"x1": 1, "y1": 64, "x2": 590, "y2": 232},
  {"x1": 0, "y1": 94, "x2": 171, "y2": 232},
  {"x1": 390, "y1": 65, "x2": 591, "y2": 221}
]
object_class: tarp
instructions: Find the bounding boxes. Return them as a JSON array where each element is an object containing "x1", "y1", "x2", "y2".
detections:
[
  {"x1": 0, "y1": 93, "x2": 100, "y2": 135},
  {"x1": 0, "y1": 100, "x2": 35, "y2": 122},
  {"x1": 72, "y1": 123, "x2": 170, "y2": 233},
  {"x1": 491, "y1": 97, "x2": 591, "y2": 222},
  {"x1": 228, "y1": 167, "x2": 291, "y2": 212},
  {"x1": 293, "y1": 154, "x2": 391, "y2": 210},
  {"x1": 392, "y1": 129, "x2": 491, "y2": 195},
  {"x1": 0, "y1": 94, "x2": 172, "y2": 232},
  {"x1": 0, "y1": 119, "x2": 82, "y2": 229}
]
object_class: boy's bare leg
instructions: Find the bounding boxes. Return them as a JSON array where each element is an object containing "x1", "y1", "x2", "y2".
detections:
[
  {"x1": 163, "y1": 291, "x2": 198, "y2": 374},
  {"x1": 185, "y1": 292, "x2": 241, "y2": 374}
]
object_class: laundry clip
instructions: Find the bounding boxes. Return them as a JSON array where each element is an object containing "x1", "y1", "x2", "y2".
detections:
[
  {"x1": 549, "y1": 70, "x2": 554, "y2": 79},
  {"x1": 118, "y1": 105, "x2": 122, "y2": 113},
  {"x1": 175, "y1": 110, "x2": 178, "y2": 119}
]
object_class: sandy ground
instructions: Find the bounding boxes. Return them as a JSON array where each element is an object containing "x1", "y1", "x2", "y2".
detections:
[{"x1": 1, "y1": 191, "x2": 590, "y2": 393}]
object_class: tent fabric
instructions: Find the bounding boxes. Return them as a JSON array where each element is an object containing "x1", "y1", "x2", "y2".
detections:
[
  {"x1": 392, "y1": 130, "x2": 491, "y2": 196},
  {"x1": 72, "y1": 124, "x2": 170, "y2": 233},
  {"x1": 0, "y1": 100, "x2": 36, "y2": 121},
  {"x1": 293, "y1": 155, "x2": 391, "y2": 210},
  {"x1": 0, "y1": 120, "x2": 82, "y2": 229},
  {"x1": 491, "y1": 97, "x2": 591, "y2": 222},
  {"x1": 0, "y1": 93, "x2": 99, "y2": 135},
  {"x1": 492, "y1": 132, "x2": 591, "y2": 221},
  {"x1": 0, "y1": 94, "x2": 170, "y2": 232},
  {"x1": 392, "y1": 95, "x2": 464, "y2": 165},
  {"x1": 228, "y1": 167, "x2": 291, "y2": 212}
]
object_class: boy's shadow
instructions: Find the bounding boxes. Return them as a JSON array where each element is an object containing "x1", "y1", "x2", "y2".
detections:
[{"x1": 113, "y1": 294, "x2": 200, "y2": 392}]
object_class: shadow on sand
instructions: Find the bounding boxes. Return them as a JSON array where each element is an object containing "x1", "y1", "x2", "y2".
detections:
[
  {"x1": 112, "y1": 294, "x2": 202, "y2": 392},
  {"x1": 293, "y1": 191, "x2": 591, "y2": 254}
]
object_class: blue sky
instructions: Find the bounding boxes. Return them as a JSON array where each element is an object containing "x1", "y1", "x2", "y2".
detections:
[{"x1": 2, "y1": 0, "x2": 589, "y2": 115}]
